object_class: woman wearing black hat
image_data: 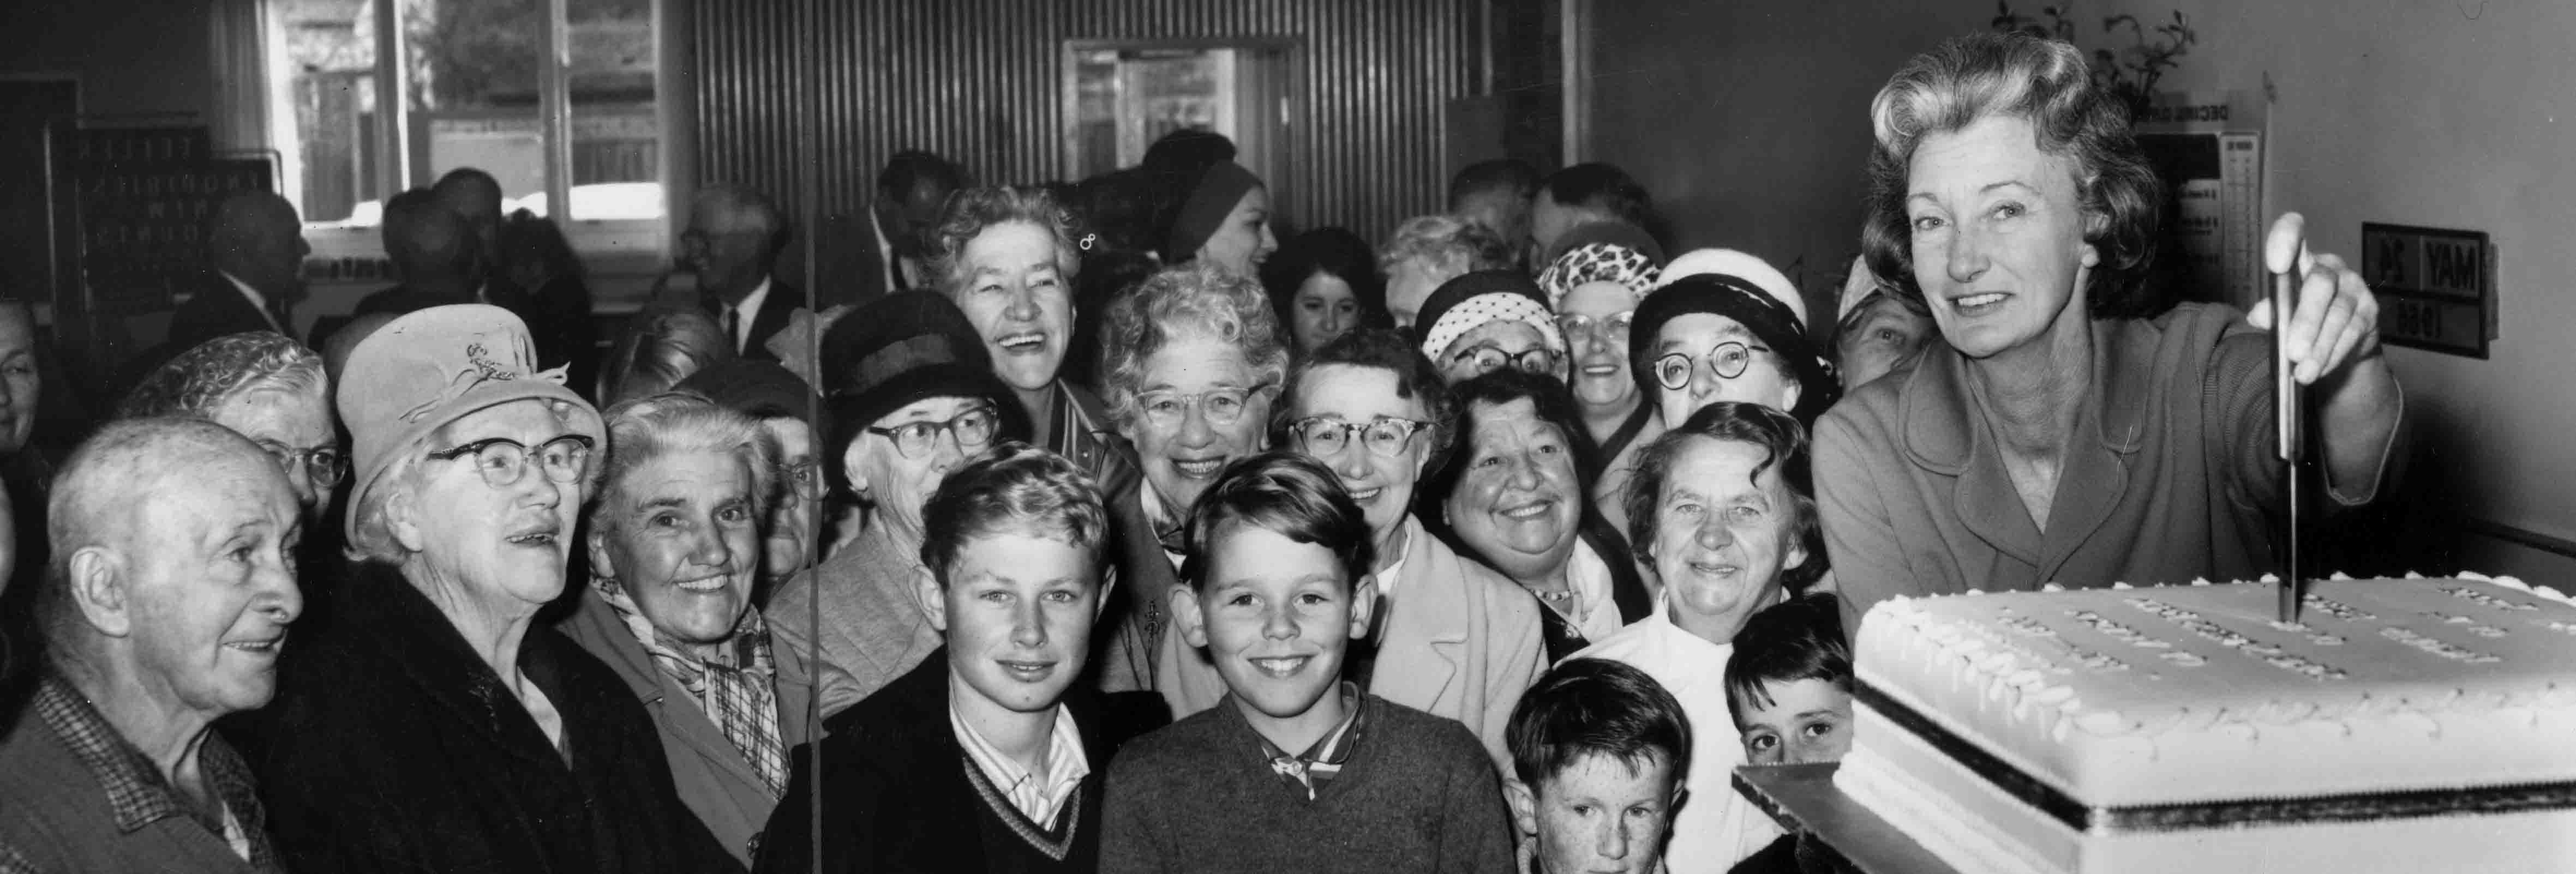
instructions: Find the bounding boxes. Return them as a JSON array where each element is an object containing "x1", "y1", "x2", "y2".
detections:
[
  {"x1": 1630, "y1": 273, "x2": 1841, "y2": 432},
  {"x1": 1159, "y1": 161, "x2": 1278, "y2": 278},
  {"x1": 763, "y1": 291, "x2": 1028, "y2": 719}
]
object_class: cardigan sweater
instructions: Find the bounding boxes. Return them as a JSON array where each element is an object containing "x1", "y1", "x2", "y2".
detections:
[
  {"x1": 765, "y1": 523, "x2": 944, "y2": 718},
  {"x1": 558, "y1": 586, "x2": 815, "y2": 866},
  {"x1": 1099, "y1": 692, "x2": 1517, "y2": 874},
  {"x1": 1155, "y1": 516, "x2": 1548, "y2": 770},
  {"x1": 249, "y1": 562, "x2": 739, "y2": 874},
  {"x1": 755, "y1": 651, "x2": 1170, "y2": 874},
  {"x1": 1814, "y1": 303, "x2": 2404, "y2": 630}
]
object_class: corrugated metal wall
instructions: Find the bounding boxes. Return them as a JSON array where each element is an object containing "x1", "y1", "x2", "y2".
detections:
[{"x1": 692, "y1": 0, "x2": 1475, "y2": 243}]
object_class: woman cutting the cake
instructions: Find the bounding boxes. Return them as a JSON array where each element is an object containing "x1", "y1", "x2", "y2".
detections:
[{"x1": 1816, "y1": 32, "x2": 2405, "y2": 624}]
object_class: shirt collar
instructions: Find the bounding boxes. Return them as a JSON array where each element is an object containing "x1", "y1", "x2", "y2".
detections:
[
  {"x1": 32, "y1": 674, "x2": 274, "y2": 865},
  {"x1": 1250, "y1": 680, "x2": 1368, "y2": 767},
  {"x1": 1373, "y1": 517, "x2": 1421, "y2": 597},
  {"x1": 730, "y1": 278, "x2": 775, "y2": 350},
  {"x1": 215, "y1": 270, "x2": 282, "y2": 332},
  {"x1": 948, "y1": 700, "x2": 1091, "y2": 818}
]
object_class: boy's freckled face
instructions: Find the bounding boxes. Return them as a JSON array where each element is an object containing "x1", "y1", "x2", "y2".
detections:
[
  {"x1": 1513, "y1": 753, "x2": 1680, "y2": 874},
  {"x1": 1176, "y1": 523, "x2": 1375, "y2": 743},
  {"x1": 1735, "y1": 678, "x2": 1854, "y2": 766}
]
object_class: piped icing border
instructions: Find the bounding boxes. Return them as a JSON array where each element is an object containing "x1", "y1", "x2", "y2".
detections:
[{"x1": 1854, "y1": 678, "x2": 2576, "y2": 834}]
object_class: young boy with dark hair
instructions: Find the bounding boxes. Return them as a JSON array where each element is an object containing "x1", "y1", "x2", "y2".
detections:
[
  {"x1": 758, "y1": 443, "x2": 1168, "y2": 874},
  {"x1": 1722, "y1": 591, "x2": 1856, "y2": 874},
  {"x1": 1101, "y1": 451, "x2": 1516, "y2": 873},
  {"x1": 1504, "y1": 658, "x2": 1692, "y2": 874}
]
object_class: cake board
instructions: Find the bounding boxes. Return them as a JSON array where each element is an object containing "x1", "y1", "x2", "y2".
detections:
[{"x1": 1733, "y1": 763, "x2": 1965, "y2": 874}]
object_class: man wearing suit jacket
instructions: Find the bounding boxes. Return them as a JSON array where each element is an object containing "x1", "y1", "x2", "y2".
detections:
[
  {"x1": 168, "y1": 191, "x2": 307, "y2": 354},
  {"x1": 682, "y1": 186, "x2": 804, "y2": 363},
  {"x1": 811, "y1": 150, "x2": 963, "y2": 309}
]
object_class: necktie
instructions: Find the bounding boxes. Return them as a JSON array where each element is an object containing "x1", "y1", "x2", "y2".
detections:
[{"x1": 723, "y1": 306, "x2": 744, "y2": 354}]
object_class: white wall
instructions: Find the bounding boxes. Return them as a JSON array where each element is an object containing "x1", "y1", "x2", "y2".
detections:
[{"x1": 1586, "y1": 0, "x2": 2576, "y2": 574}]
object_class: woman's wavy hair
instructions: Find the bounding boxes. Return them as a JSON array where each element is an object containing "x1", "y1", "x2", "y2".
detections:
[
  {"x1": 1860, "y1": 32, "x2": 2166, "y2": 319},
  {"x1": 589, "y1": 390, "x2": 781, "y2": 538},
  {"x1": 1622, "y1": 401, "x2": 1826, "y2": 594},
  {"x1": 1259, "y1": 226, "x2": 1393, "y2": 344},
  {"x1": 1098, "y1": 262, "x2": 1290, "y2": 429},
  {"x1": 928, "y1": 186, "x2": 1084, "y2": 296},
  {"x1": 1421, "y1": 369, "x2": 1641, "y2": 592}
]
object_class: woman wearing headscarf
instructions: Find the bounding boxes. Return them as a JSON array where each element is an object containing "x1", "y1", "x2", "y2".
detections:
[
  {"x1": 1535, "y1": 221, "x2": 1668, "y2": 535},
  {"x1": 559, "y1": 391, "x2": 812, "y2": 866},
  {"x1": 1819, "y1": 33, "x2": 2401, "y2": 623},
  {"x1": 1413, "y1": 269, "x2": 1568, "y2": 386},
  {"x1": 254, "y1": 305, "x2": 734, "y2": 873}
]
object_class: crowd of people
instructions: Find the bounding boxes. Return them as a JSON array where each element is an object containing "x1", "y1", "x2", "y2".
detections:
[{"x1": 0, "y1": 31, "x2": 2404, "y2": 874}]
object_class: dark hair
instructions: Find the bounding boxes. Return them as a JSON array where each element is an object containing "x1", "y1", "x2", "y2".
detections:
[
  {"x1": 1141, "y1": 128, "x2": 1238, "y2": 179},
  {"x1": 1723, "y1": 591, "x2": 1852, "y2": 728},
  {"x1": 1179, "y1": 451, "x2": 1375, "y2": 591},
  {"x1": 499, "y1": 210, "x2": 583, "y2": 284},
  {"x1": 1507, "y1": 658, "x2": 1693, "y2": 790},
  {"x1": 1277, "y1": 328, "x2": 1455, "y2": 462},
  {"x1": 1541, "y1": 163, "x2": 1654, "y2": 230},
  {"x1": 1622, "y1": 402, "x2": 1825, "y2": 593},
  {"x1": 878, "y1": 149, "x2": 967, "y2": 202},
  {"x1": 1259, "y1": 227, "x2": 1392, "y2": 340},
  {"x1": 1422, "y1": 370, "x2": 1639, "y2": 588},
  {"x1": 1861, "y1": 32, "x2": 2165, "y2": 319},
  {"x1": 1448, "y1": 159, "x2": 1542, "y2": 211},
  {"x1": 1073, "y1": 167, "x2": 1163, "y2": 256},
  {"x1": 928, "y1": 185, "x2": 1083, "y2": 294},
  {"x1": 919, "y1": 442, "x2": 1110, "y2": 586}
]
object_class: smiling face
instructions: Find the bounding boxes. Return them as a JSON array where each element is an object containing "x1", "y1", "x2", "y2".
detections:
[
  {"x1": 1509, "y1": 752, "x2": 1681, "y2": 874},
  {"x1": 1445, "y1": 399, "x2": 1580, "y2": 585},
  {"x1": 1289, "y1": 272, "x2": 1361, "y2": 355},
  {"x1": 1197, "y1": 186, "x2": 1279, "y2": 278},
  {"x1": 590, "y1": 449, "x2": 763, "y2": 654},
  {"x1": 1560, "y1": 281, "x2": 1640, "y2": 412},
  {"x1": 211, "y1": 384, "x2": 337, "y2": 513},
  {"x1": 1904, "y1": 112, "x2": 2100, "y2": 360},
  {"x1": 0, "y1": 308, "x2": 39, "y2": 454},
  {"x1": 1646, "y1": 436, "x2": 1805, "y2": 645},
  {"x1": 1437, "y1": 320, "x2": 1556, "y2": 385},
  {"x1": 1177, "y1": 522, "x2": 1375, "y2": 743},
  {"x1": 921, "y1": 531, "x2": 1100, "y2": 717},
  {"x1": 846, "y1": 396, "x2": 995, "y2": 541},
  {"x1": 1120, "y1": 336, "x2": 1271, "y2": 515},
  {"x1": 124, "y1": 448, "x2": 303, "y2": 719},
  {"x1": 398, "y1": 399, "x2": 591, "y2": 608},
  {"x1": 952, "y1": 221, "x2": 1074, "y2": 394},
  {"x1": 1652, "y1": 313, "x2": 1801, "y2": 427},
  {"x1": 1289, "y1": 365, "x2": 1432, "y2": 556},
  {"x1": 1735, "y1": 677, "x2": 1855, "y2": 766}
]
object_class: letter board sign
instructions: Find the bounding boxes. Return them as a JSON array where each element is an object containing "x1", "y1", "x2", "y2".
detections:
[{"x1": 2361, "y1": 222, "x2": 2491, "y2": 359}]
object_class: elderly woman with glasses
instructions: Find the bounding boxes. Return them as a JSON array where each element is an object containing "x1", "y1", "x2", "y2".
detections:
[
  {"x1": 765, "y1": 291, "x2": 1027, "y2": 718},
  {"x1": 1820, "y1": 33, "x2": 2401, "y2": 621},
  {"x1": 1097, "y1": 263, "x2": 1290, "y2": 685},
  {"x1": 1536, "y1": 222, "x2": 1667, "y2": 535},
  {"x1": 559, "y1": 391, "x2": 813, "y2": 867},
  {"x1": 1415, "y1": 270, "x2": 1569, "y2": 387},
  {"x1": 118, "y1": 332, "x2": 345, "y2": 515},
  {"x1": 1632, "y1": 273, "x2": 1840, "y2": 432},
  {"x1": 1423, "y1": 369, "x2": 1653, "y2": 661},
  {"x1": 1155, "y1": 327, "x2": 1545, "y2": 770},
  {"x1": 253, "y1": 305, "x2": 734, "y2": 873}
]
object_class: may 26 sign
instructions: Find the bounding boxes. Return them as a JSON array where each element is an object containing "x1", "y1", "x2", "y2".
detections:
[{"x1": 2360, "y1": 222, "x2": 2492, "y2": 359}]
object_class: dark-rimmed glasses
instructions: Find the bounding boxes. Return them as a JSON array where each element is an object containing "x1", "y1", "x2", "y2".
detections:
[
  {"x1": 427, "y1": 435, "x2": 595, "y2": 489},
  {"x1": 1653, "y1": 341, "x2": 1772, "y2": 391},
  {"x1": 864, "y1": 405, "x2": 998, "y2": 459},
  {"x1": 258, "y1": 441, "x2": 348, "y2": 487},
  {"x1": 1289, "y1": 416, "x2": 1434, "y2": 459},
  {"x1": 1448, "y1": 344, "x2": 1561, "y2": 378}
]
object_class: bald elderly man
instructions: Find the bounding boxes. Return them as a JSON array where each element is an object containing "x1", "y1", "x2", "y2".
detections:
[
  {"x1": 0, "y1": 418, "x2": 301, "y2": 871},
  {"x1": 170, "y1": 191, "x2": 309, "y2": 355}
]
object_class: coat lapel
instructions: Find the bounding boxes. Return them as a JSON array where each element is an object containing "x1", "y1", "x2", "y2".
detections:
[
  {"x1": 2037, "y1": 318, "x2": 2149, "y2": 582},
  {"x1": 1380, "y1": 521, "x2": 1466, "y2": 711},
  {"x1": 1906, "y1": 349, "x2": 2044, "y2": 569}
]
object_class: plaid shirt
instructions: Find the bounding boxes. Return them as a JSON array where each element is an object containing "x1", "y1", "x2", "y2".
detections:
[
  {"x1": 1252, "y1": 682, "x2": 1369, "y2": 801},
  {"x1": 7, "y1": 676, "x2": 280, "y2": 871}
]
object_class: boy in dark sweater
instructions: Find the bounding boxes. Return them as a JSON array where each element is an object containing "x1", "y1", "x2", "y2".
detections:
[
  {"x1": 757, "y1": 444, "x2": 1168, "y2": 874},
  {"x1": 1724, "y1": 592, "x2": 1857, "y2": 874},
  {"x1": 1504, "y1": 658, "x2": 1691, "y2": 874},
  {"x1": 1100, "y1": 452, "x2": 1517, "y2": 874}
]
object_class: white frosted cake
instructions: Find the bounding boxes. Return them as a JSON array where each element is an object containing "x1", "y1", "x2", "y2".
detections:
[{"x1": 1836, "y1": 574, "x2": 2576, "y2": 874}]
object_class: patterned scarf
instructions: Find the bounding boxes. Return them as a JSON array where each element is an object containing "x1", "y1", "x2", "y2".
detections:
[
  {"x1": 1538, "y1": 241, "x2": 1663, "y2": 310},
  {"x1": 593, "y1": 576, "x2": 789, "y2": 797}
]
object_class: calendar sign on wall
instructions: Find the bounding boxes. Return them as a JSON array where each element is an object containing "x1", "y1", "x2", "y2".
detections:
[{"x1": 2361, "y1": 222, "x2": 2491, "y2": 359}]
